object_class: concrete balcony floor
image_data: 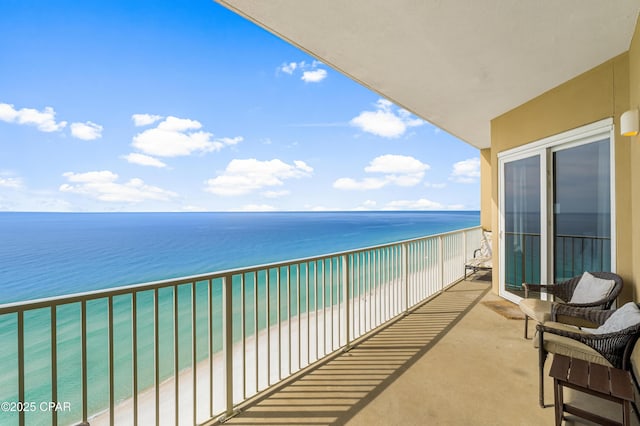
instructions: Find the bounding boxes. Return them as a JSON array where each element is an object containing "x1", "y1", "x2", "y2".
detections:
[{"x1": 219, "y1": 276, "x2": 639, "y2": 425}]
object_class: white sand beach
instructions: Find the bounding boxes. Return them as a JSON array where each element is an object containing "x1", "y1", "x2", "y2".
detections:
[{"x1": 88, "y1": 272, "x2": 437, "y2": 425}]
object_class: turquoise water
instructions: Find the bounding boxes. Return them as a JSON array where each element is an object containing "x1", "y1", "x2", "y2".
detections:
[{"x1": 0, "y1": 211, "x2": 479, "y2": 425}]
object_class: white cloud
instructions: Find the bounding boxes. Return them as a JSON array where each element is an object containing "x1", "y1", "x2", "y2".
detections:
[
  {"x1": 205, "y1": 158, "x2": 313, "y2": 196},
  {"x1": 278, "y1": 61, "x2": 327, "y2": 83},
  {"x1": 350, "y1": 99, "x2": 424, "y2": 138},
  {"x1": 132, "y1": 113, "x2": 163, "y2": 126},
  {"x1": 0, "y1": 102, "x2": 67, "y2": 132},
  {"x1": 131, "y1": 116, "x2": 242, "y2": 157},
  {"x1": 384, "y1": 198, "x2": 444, "y2": 210},
  {"x1": 365, "y1": 154, "x2": 429, "y2": 174},
  {"x1": 279, "y1": 62, "x2": 298, "y2": 74},
  {"x1": 376, "y1": 99, "x2": 393, "y2": 109},
  {"x1": 122, "y1": 153, "x2": 167, "y2": 168},
  {"x1": 64, "y1": 170, "x2": 117, "y2": 183},
  {"x1": 333, "y1": 177, "x2": 388, "y2": 191},
  {"x1": 351, "y1": 110, "x2": 405, "y2": 138},
  {"x1": 59, "y1": 170, "x2": 177, "y2": 203},
  {"x1": 293, "y1": 160, "x2": 313, "y2": 173},
  {"x1": 157, "y1": 116, "x2": 201, "y2": 132},
  {"x1": 334, "y1": 154, "x2": 429, "y2": 190},
  {"x1": 301, "y1": 69, "x2": 327, "y2": 83},
  {"x1": 216, "y1": 136, "x2": 243, "y2": 146},
  {"x1": 450, "y1": 157, "x2": 480, "y2": 183},
  {"x1": 0, "y1": 176, "x2": 23, "y2": 188},
  {"x1": 70, "y1": 121, "x2": 103, "y2": 140}
]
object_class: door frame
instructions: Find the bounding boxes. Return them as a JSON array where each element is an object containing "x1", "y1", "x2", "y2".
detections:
[{"x1": 497, "y1": 118, "x2": 615, "y2": 303}]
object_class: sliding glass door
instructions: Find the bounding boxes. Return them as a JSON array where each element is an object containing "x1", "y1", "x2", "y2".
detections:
[
  {"x1": 499, "y1": 119, "x2": 614, "y2": 303},
  {"x1": 553, "y1": 139, "x2": 611, "y2": 282},
  {"x1": 503, "y1": 154, "x2": 541, "y2": 299}
]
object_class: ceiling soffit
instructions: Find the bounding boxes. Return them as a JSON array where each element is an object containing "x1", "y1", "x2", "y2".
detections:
[{"x1": 216, "y1": 0, "x2": 640, "y2": 149}]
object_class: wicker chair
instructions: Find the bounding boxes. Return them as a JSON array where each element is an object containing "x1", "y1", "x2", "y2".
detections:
[
  {"x1": 519, "y1": 272, "x2": 623, "y2": 339},
  {"x1": 536, "y1": 303, "x2": 640, "y2": 408}
]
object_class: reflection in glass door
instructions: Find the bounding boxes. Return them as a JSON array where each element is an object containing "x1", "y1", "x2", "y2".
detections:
[
  {"x1": 553, "y1": 139, "x2": 611, "y2": 282},
  {"x1": 503, "y1": 155, "x2": 541, "y2": 299},
  {"x1": 499, "y1": 120, "x2": 614, "y2": 303}
]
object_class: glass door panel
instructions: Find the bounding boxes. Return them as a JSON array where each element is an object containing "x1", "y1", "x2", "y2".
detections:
[
  {"x1": 553, "y1": 139, "x2": 611, "y2": 281},
  {"x1": 503, "y1": 155, "x2": 541, "y2": 299},
  {"x1": 499, "y1": 120, "x2": 614, "y2": 303}
]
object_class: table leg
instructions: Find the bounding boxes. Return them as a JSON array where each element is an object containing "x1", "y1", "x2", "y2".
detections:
[
  {"x1": 554, "y1": 378, "x2": 564, "y2": 426},
  {"x1": 623, "y1": 400, "x2": 630, "y2": 426}
]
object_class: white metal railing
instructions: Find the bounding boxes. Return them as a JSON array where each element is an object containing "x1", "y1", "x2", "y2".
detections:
[{"x1": 0, "y1": 226, "x2": 481, "y2": 426}]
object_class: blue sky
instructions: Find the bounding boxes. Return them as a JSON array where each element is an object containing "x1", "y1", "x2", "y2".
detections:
[{"x1": 0, "y1": 0, "x2": 480, "y2": 212}]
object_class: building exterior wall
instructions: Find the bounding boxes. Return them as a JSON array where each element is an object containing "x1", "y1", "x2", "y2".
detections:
[
  {"x1": 628, "y1": 16, "x2": 640, "y2": 370},
  {"x1": 480, "y1": 148, "x2": 492, "y2": 231},
  {"x1": 490, "y1": 48, "x2": 634, "y2": 300}
]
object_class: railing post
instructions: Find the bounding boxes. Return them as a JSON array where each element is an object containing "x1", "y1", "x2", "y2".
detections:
[
  {"x1": 51, "y1": 306, "x2": 58, "y2": 426},
  {"x1": 222, "y1": 274, "x2": 234, "y2": 420},
  {"x1": 342, "y1": 254, "x2": 351, "y2": 351},
  {"x1": 17, "y1": 311, "x2": 24, "y2": 426},
  {"x1": 438, "y1": 236, "x2": 444, "y2": 292},
  {"x1": 173, "y1": 287, "x2": 179, "y2": 426},
  {"x1": 402, "y1": 243, "x2": 409, "y2": 313},
  {"x1": 81, "y1": 301, "x2": 88, "y2": 426},
  {"x1": 463, "y1": 230, "x2": 468, "y2": 279}
]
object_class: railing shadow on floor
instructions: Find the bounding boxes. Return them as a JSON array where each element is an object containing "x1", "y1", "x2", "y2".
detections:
[{"x1": 214, "y1": 279, "x2": 491, "y2": 426}]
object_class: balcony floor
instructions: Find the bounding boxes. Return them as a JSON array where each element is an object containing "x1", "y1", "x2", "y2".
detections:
[{"x1": 218, "y1": 275, "x2": 639, "y2": 425}]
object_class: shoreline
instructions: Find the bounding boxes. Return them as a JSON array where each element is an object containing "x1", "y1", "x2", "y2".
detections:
[
  {"x1": 89, "y1": 303, "x2": 343, "y2": 425},
  {"x1": 88, "y1": 274, "x2": 419, "y2": 425}
]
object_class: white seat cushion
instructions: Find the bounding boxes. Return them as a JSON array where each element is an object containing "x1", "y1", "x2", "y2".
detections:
[
  {"x1": 534, "y1": 321, "x2": 611, "y2": 366},
  {"x1": 592, "y1": 302, "x2": 640, "y2": 334},
  {"x1": 518, "y1": 299, "x2": 553, "y2": 323},
  {"x1": 568, "y1": 271, "x2": 615, "y2": 304}
]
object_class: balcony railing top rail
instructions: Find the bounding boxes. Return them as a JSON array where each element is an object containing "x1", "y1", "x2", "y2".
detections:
[{"x1": 0, "y1": 225, "x2": 481, "y2": 314}]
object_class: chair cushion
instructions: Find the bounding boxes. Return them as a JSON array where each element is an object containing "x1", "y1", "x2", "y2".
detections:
[
  {"x1": 592, "y1": 302, "x2": 640, "y2": 335},
  {"x1": 518, "y1": 299, "x2": 552, "y2": 323},
  {"x1": 480, "y1": 231, "x2": 492, "y2": 257},
  {"x1": 534, "y1": 321, "x2": 612, "y2": 367},
  {"x1": 568, "y1": 271, "x2": 615, "y2": 304},
  {"x1": 467, "y1": 257, "x2": 492, "y2": 268}
]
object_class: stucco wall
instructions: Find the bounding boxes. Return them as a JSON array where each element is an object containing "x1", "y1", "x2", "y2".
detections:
[
  {"x1": 630, "y1": 19, "x2": 640, "y2": 301},
  {"x1": 480, "y1": 148, "x2": 491, "y2": 231},
  {"x1": 489, "y1": 51, "x2": 633, "y2": 301}
]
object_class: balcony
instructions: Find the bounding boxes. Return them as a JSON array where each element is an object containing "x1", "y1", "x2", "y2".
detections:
[
  {"x1": 1, "y1": 226, "x2": 634, "y2": 425},
  {"x1": 219, "y1": 277, "x2": 638, "y2": 426}
]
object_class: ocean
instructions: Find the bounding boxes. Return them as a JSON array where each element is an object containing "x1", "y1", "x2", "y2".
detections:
[
  {"x1": 0, "y1": 211, "x2": 479, "y2": 425},
  {"x1": 0, "y1": 211, "x2": 479, "y2": 304}
]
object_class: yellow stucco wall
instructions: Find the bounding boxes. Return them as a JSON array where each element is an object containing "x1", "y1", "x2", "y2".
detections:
[
  {"x1": 489, "y1": 49, "x2": 634, "y2": 300},
  {"x1": 480, "y1": 148, "x2": 491, "y2": 231},
  {"x1": 630, "y1": 19, "x2": 640, "y2": 302}
]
